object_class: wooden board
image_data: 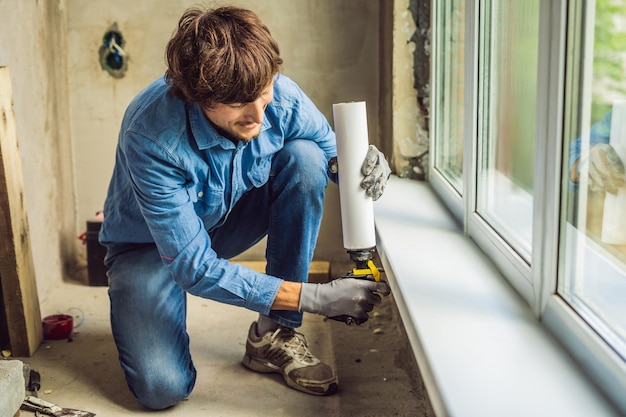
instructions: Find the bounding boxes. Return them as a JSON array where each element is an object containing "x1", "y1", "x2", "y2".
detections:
[
  {"x1": 0, "y1": 67, "x2": 42, "y2": 356},
  {"x1": 235, "y1": 260, "x2": 331, "y2": 284}
]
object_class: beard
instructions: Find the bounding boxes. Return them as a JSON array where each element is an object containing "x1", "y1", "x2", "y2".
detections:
[{"x1": 210, "y1": 121, "x2": 259, "y2": 144}]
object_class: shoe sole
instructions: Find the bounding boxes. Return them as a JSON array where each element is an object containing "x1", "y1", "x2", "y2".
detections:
[{"x1": 242, "y1": 353, "x2": 339, "y2": 396}]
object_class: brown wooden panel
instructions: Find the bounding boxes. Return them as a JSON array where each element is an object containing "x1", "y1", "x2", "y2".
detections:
[
  {"x1": 0, "y1": 67, "x2": 42, "y2": 356},
  {"x1": 234, "y1": 260, "x2": 331, "y2": 284}
]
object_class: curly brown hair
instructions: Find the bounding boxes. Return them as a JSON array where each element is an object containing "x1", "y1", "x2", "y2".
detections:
[{"x1": 165, "y1": 6, "x2": 283, "y2": 108}]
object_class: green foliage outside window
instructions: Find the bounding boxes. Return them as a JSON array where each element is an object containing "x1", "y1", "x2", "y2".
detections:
[{"x1": 592, "y1": 0, "x2": 626, "y2": 121}]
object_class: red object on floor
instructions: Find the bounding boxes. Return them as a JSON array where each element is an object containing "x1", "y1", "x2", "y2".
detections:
[{"x1": 42, "y1": 314, "x2": 73, "y2": 340}]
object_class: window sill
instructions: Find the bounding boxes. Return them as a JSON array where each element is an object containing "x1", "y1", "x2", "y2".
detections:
[{"x1": 373, "y1": 175, "x2": 618, "y2": 417}]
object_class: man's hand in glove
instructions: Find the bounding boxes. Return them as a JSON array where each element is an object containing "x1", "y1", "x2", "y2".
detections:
[
  {"x1": 575, "y1": 143, "x2": 626, "y2": 194},
  {"x1": 298, "y1": 278, "x2": 391, "y2": 324},
  {"x1": 361, "y1": 145, "x2": 391, "y2": 201}
]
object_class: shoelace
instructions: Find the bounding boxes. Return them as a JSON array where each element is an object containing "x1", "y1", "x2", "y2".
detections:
[{"x1": 269, "y1": 328, "x2": 316, "y2": 363}]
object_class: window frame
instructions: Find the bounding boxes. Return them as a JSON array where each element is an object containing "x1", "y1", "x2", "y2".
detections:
[
  {"x1": 429, "y1": 0, "x2": 626, "y2": 413},
  {"x1": 542, "y1": 0, "x2": 626, "y2": 412},
  {"x1": 432, "y1": 0, "x2": 538, "y2": 309},
  {"x1": 430, "y1": 0, "x2": 466, "y2": 224}
]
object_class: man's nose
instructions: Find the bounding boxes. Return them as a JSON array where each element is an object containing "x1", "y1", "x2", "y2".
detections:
[{"x1": 245, "y1": 99, "x2": 265, "y2": 123}]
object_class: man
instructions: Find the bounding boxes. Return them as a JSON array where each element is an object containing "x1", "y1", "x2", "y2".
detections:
[{"x1": 100, "y1": 5, "x2": 391, "y2": 410}]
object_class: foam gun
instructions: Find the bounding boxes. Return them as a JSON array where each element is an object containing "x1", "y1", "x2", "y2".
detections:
[{"x1": 330, "y1": 101, "x2": 386, "y2": 325}]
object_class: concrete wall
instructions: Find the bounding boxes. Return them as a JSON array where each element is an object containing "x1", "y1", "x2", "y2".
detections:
[
  {"x1": 0, "y1": 0, "x2": 73, "y2": 301},
  {"x1": 392, "y1": 0, "x2": 428, "y2": 180},
  {"x1": 0, "y1": 0, "x2": 385, "y2": 306}
]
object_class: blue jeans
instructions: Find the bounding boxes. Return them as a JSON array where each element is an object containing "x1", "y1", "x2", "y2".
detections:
[{"x1": 107, "y1": 140, "x2": 328, "y2": 409}]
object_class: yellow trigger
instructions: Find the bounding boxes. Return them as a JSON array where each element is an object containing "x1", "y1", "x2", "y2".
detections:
[{"x1": 351, "y1": 259, "x2": 381, "y2": 282}]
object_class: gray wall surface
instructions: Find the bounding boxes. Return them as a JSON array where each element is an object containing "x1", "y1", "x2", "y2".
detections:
[{"x1": 0, "y1": 1, "x2": 72, "y2": 300}]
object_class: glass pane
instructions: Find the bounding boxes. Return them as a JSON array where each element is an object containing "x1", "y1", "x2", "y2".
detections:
[
  {"x1": 434, "y1": 0, "x2": 466, "y2": 193},
  {"x1": 476, "y1": 1, "x2": 540, "y2": 261},
  {"x1": 560, "y1": 0, "x2": 626, "y2": 358}
]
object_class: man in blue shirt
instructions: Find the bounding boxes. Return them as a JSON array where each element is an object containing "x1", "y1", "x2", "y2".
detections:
[{"x1": 100, "y1": 5, "x2": 390, "y2": 410}]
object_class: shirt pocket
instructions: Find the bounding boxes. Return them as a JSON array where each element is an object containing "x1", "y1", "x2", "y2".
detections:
[
  {"x1": 186, "y1": 183, "x2": 223, "y2": 207},
  {"x1": 247, "y1": 158, "x2": 271, "y2": 187}
]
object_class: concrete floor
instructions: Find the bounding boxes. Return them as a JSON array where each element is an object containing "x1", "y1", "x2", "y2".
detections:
[{"x1": 17, "y1": 262, "x2": 434, "y2": 417}]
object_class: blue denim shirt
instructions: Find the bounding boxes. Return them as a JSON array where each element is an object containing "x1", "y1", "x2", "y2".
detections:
[{"x1": 100, "y1": 74, "x2": 337, "y2": 314}]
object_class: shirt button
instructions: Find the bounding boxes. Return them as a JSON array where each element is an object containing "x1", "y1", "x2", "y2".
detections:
[{"x1": 198, "y1": 191, "x2": 204, "y2": 197}]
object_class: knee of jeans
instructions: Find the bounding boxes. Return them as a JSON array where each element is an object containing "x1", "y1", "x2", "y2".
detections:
[
  {"x1": 130, "y1": 369, "x2": 195, "y2": 410},
  {"x1": 280, "y1": 140, "x2": 327, "y2": 186}
]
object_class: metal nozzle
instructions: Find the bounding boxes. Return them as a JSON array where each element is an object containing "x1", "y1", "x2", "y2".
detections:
[{"x1": 347, "y1": 248, "x2": 375, "y2": 270}]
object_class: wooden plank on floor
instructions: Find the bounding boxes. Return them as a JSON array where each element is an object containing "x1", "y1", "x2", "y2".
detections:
[
  {"x1": 0, "y1": 67, "x2": 42, "y2": 356},
  {"x1": 234, "y1": 260, "x2": 331, "y2": 284}
]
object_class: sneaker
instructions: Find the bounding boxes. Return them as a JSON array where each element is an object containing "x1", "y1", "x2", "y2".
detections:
[{"x1": 242, "y1": 322, "x2": 339, "y2": 396}]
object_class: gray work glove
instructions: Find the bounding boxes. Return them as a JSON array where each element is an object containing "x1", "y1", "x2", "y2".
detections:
[
  {"x1": 299, "y1": 278, "x2": 390, "y2": 324},
  {"x1": 578, "y1": 143, "x2": 626, "y2": 194},
  {"x1": 361, "y1": 145, "x2": 391, "y2": 201}
]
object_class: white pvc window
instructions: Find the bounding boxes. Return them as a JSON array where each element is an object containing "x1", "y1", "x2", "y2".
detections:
[
  {"x1": 430, "y1": 0, "x2": 626, "y2": 413},
  {"x1": 432, "y1": 0, "x2": 466, "y2": 195},
  {"x1": 475, "y1": 0, "x2": 539, "y2": 262},
  {"x1": 554, "y1": 0, "x2": 626, "y2": 397}
]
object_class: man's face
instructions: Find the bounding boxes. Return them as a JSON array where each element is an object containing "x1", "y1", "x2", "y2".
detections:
[{"x1": 203, "y1": 83, "x2": 274, "y2": 143}]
